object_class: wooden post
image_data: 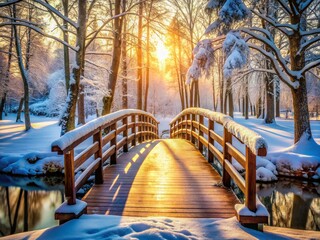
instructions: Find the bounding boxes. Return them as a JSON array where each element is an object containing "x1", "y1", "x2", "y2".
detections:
[
  {"x1": 198, "y1": 115, "x2": 204, "y2": 153},
  {"x1": 186, "y1": 114, "x2": 190, "y2": 141},
  {"x1": 123, "y1": 117, "x2": 128, "y2": 152},
  {"x1": 93, "y1": 129, "x2": 103, "y2": 184},
  {"x1": 131, "y1": 115, "x2": 136, "y2": 146},
  {"x1": 110, "y1": 122, "x2": 117, "y2": 165},
  {"x1": 191, "y1": 114, "x2": 196, "y2": 144},
  {"x1": 64, "y1": 150, "x2": 76, "y2": 205},
  {"x1": 178, "y1": 118, "x2": 182, "y2": 138},
  {"x1": 138, "y1": 115, "x2": 142, "y2": 143},
  {"x1": 222, "y1": 127, "x2": 232, "y2": 187},
  {"x1": 208, "y1": 120, "x2": 214, "y2": 163},
  {"x1": 245, "y1": 146, "x2": 257, "y2": 212}
]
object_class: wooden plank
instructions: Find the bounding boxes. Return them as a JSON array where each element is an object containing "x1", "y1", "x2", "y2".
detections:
[
  {"x1": 209, "y1": 130, "x2": 223, "y2": 146},
  {"x1": 102, "y1": 145, "x2": 116, "y2": 162},
  {"x1": 102, "y1": 130, "x2": 116, "y2": 146},
  {"x1": 224, "y1": 160, "x2": 245, "y2": 193},
  {"x1": 75, "y1": 158, "x2": 101, "y2": 191},
  {"x1": 226, "y1": 142, "x2": 246, "y2": 168},
  {"x1": 208, "y1": 143, "x2": 223, "y2": 164},
  {"x1": 74, "y1": 142, "x2": 99, "y2": 170},
  {"x1": 83, "y1": 139, "x2": 239, "y2": 218}
]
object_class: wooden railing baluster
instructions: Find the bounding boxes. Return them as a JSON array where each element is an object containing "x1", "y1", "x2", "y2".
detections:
[
  {"x1": 245, "y1": 146, "x2": 256, "y2": 212},
  {"x1": 93, "y1": 129, "x2": 103, "y2": 184},
  {"x1": 198, "y1": 115, "x2": 204, "y2": 153},
  {"x1": 222, "y1": 127, "x2": 232, "y2": 188},
  {"x1": 208, "y1": 120, "x2": 214, "y2": 163},
  {"x1": 132, "y1": 114, "x2": 136, "y2": 146},
  {"x1": 110, "y1": 122, "x2": 117, "y2": 165},
  {"x1": 123, "y1": 117, "x2": 128, "y2": 152},
  {"x1": 64, "y1": 150, "x2": 76, "y2": 205}
]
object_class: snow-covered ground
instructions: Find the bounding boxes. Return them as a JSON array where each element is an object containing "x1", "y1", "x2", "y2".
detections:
[{"x1": 2, "y1": 215, "x2": 312, "y2": 240}]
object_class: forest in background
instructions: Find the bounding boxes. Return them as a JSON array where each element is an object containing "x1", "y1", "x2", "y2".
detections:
[{"x1": 0, "y1": 0, "x2": 319, "y2": 142}]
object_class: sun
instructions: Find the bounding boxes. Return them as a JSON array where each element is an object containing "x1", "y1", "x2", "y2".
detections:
[{"x1": 156, "y1": 41, "x2": 169, "y2": 63}]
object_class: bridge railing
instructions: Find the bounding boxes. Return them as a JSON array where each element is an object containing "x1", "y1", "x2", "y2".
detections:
[
  {"x1": 170, "y1": 108, "x2": 268, "y2": 224},
  {"x1": 52, "y1": 109, "x2": 158, "y2": 223}
]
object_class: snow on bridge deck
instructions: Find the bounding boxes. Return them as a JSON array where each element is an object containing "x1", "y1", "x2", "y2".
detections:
[{"x1": 83, "y1": 139, "x2": 239, "y2": 218}]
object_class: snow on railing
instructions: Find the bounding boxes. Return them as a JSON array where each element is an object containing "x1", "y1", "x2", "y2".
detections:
[
  {"x1": 52, "y1": 109, "x2": 157, "y2": 151},
  {"x1": 170, "y1": 107, "x2": 268, "y2": 225},
  {"x1": 170, "y1": 107, "x2": 267, "y2": 155}
]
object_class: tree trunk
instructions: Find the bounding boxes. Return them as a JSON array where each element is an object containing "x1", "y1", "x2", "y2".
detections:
[
  {"x1": 1, "y1": 25, "x2": 14, "y2": 120},
  {"x1": 121, "y1": 5, "x2": 128, "y2": 109},
  {"x1": 275, "y1": 77, "x2": 280, "y2": 117},
  {"x1": 289, "y1": 13, "x2": 311, "y2": 143},
  {"x1": 143, "y1": 20, "x2": 150, "y2": 111},
  {"x1": 136, "y1": 0, "x2": 143, "y2": 110},
  {"x1": 265, "y1": 75, "x2": 275, "y2": 123},
  {"x1": 60, "y1": 0, "x2": 87, "y2": 135},
  {"x1": 0, "y1": 94, "x2": 6, "y2": 120},
  {"x1": 77, "y1": 84, "x2": 85, "y2": 124},
  {"x1": 291, "y1": 78, "x2": 311, "y2": 142},
  {"x1": 102, "y1": 0, "x2": 123, "y2": 115},
  {"x1": 13, "y1": 5, "x2": 31, "y2": 131},
  {"x1": 16, "y1": 98, "x2": 24, "y2": 122},
  {"x1": 219, "y1": 56, "x2": 224, "y2": 113},
  {"x1": 62, "y1": 0, "x2": 71, "y2": 92}
]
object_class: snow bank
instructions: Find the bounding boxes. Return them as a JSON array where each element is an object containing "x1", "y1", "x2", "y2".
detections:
[
  {"x1": 4, "y1": 215, "x2": 292, "y2": 240},
  {"x1": 52, "y1": 109, "x2": 157, "y2": 151},
  {"x1": 267, "y1": 133, "x2": 320, "y2": 180},
  {"x1": 1, "y1": 152, "x2": 64, "y2": 175},
  {"x1": 170, "y1": 108, "x2": 268, "y2": 155}
]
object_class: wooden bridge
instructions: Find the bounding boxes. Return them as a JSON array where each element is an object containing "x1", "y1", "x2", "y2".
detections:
[{"x1": 52, "y1": 109, "x2": 269, "y2": 226}]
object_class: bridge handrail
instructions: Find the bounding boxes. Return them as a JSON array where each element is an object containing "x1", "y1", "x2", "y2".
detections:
[
  {"x1": 52, "y1": 109, "x2": 159, "y2": 206},
  {"x1": 169, "y1": 108, "x2": 267, "y2": 220}
]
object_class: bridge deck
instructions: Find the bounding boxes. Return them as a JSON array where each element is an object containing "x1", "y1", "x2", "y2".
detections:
[{"x1": 83, "y1": 139, "x2": 239, "y2": 218}]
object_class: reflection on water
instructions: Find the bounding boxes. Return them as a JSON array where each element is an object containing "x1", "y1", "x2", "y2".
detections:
[
  {"x1": 257, "y1": 178, "x2": 320, "y2": 231},
  {"x1": 0, "y1": 174, "x2": 64, "y2": 237}
]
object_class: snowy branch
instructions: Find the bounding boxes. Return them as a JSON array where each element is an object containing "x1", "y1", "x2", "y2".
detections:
[
  {"x1": 277, "y1": 0, "x2": 292, "y2": 15},
  {"x1": 85, "y1": 12, "x2": 126, "y2": 49},
  {"x1": 86, "y1": 52, "x2": 112, "y2": 56},
  {"x1": 241, "y1": 28, "x2": 295, "y2": 78},
  {"x1": 299, "y1": 0, "x2": 314, "y2": 13},
  {"x1": 0, "y1": 22, "x2": 78, "y2": 51},
  {"x1": 0, "y1": 0, "x2": 22, "y2": 7},
  {"x1": 298, "y1": 36, "x2": 320, "y2": 54},
  {"x1": 0, "y1": 14, "x2": 43, "y2": 27},
  {"x1": 301, "y1": 28, "x2": 320, "y2": 36},
  {"x1": 247, "y1": 43, "x2": 299, "y2": 89},
  {"x1": 301, "y1": 59, "x2": 320, "y2": 75},
  {"x1": 85, "y1": 59, "x2": 112, "y2": 73},
  {"x1": 33, "y1": 0, "x2": 78, "y2": 29},
  {"x1": 251, "y1": 10, "x2": 295, "y2": 35}
]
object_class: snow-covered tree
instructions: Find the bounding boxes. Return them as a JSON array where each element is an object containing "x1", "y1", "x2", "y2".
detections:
[{"x1": 205, "y1": 0, "x2": 320, "y2": 144}]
